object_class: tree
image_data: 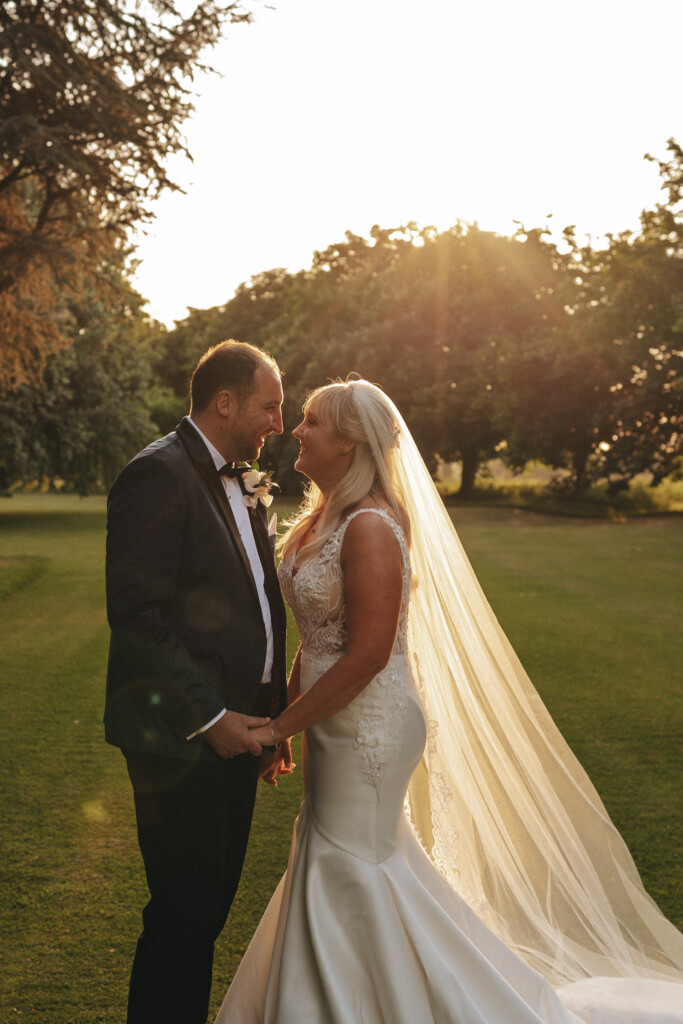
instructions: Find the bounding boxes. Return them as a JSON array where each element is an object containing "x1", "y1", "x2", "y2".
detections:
[
  {"x1": 0, "y1": 268, "x2": 158, "y2": 494},
  {"x1": 0, "y1": 0, "x2": 252, "y2": 389},
  {"x1": 268, "y1": 224, "x2": 572, "y2": 498},
  {"x1": 549, "y1": 141, "x2": 683, "y2": 493},
  {"x1": 491, "y1": 227, "x2": 613, "y2": 495},
  {"x1": 155, "y1": 267, "x2": 301, "y2": 399},
  {"x1": 348, "y1": 225, "x2": 573, "y2": 497}
]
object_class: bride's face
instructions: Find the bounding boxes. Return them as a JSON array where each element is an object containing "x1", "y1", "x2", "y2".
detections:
[{"x1": 293, "y1": 406, "x2": 352, "y2": 491}]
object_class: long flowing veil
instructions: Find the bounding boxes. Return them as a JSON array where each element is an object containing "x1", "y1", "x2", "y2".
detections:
[{"x1": 351, "y1": 380, "x2": 683, "y2": 988}]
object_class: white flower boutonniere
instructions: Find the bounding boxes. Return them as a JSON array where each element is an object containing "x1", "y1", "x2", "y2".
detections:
[{"x1": 241, "y1": 463, "x2": 279, "y2": 509}]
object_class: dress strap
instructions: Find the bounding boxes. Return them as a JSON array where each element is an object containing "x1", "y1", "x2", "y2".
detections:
[
  {"x1": 339, "y1": 508, "x2": 408, "y2": 563},
  {"x1": 341, "y1": 506, "x2": 402, "y2": 535}
]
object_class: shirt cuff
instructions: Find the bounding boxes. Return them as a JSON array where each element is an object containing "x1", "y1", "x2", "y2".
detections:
[{"x1": 186, "y1": 708, "x2": 226, "y2": 741}]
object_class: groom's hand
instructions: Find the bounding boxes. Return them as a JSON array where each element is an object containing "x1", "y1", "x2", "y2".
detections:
[{"x1": 204, "y1": 712, "x2": 270, "y2": 758}]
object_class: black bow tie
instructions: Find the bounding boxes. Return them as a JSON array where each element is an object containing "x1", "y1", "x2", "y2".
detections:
[{"x1": 218, "y1": 463, "x2": 247, "y2": 479}]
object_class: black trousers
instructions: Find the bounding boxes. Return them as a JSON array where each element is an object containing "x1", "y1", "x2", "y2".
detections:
[{"x1": 124, "y1": 750, "x2": 260, "y2": 1024}]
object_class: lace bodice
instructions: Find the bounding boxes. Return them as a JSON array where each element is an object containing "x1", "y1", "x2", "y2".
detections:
[{"x1": 278, "y1": 507, "x2": 411, "y2": 658}]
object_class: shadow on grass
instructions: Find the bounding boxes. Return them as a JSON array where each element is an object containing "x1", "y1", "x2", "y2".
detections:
[
  {"x1": 444, "y1": 488, "x2": 683, "y2": 521},
  {"x1": 0, "y1": 555, "x2": 49, "y2": 600}
]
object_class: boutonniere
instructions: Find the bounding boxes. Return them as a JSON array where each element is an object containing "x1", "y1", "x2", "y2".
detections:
[{"x1": 240, "y1": 463, "x2": 280, "y2": 509}]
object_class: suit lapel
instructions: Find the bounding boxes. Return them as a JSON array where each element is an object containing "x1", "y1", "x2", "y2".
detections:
[
  {"x1": 251, "y1": 504, "x2": 283, "y2": 614},
  {"x1": 249, "y1": 501, "x2": 288, "y2": 716},
  {"x1": 176, "y1": 418, "x2": 261, "y2": 608}
]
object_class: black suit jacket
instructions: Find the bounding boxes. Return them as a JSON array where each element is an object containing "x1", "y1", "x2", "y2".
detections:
[{"x1": 104, "y1": 418, "x2": 287, "y2": 762}]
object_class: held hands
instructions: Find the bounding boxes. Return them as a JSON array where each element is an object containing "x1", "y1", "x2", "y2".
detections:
[
  {"x1": 259, "y1": 738, "x2": 295, "y2": 787},
  {"x1": 249, "y1": 719, "x2": 295, "y2": 786},
  {"x1": 204, "y1": 711, "x2": 271, "y2": 758}
]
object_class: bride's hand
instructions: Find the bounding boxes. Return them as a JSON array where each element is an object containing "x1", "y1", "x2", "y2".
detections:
[{"x1": 259, "y1": 738, "x2": 295, "y2": 786}]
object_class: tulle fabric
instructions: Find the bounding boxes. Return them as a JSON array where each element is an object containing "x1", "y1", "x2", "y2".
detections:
[{"x1": 350, "y1": 380, "x2": 683, "y2": 987}]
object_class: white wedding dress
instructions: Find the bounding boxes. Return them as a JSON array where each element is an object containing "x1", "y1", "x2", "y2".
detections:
[{"x1": 215, "y1": 508, "x2": 683, "y2": 1024}]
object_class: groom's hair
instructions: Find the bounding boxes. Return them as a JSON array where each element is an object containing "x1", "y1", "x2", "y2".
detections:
[{"x1": 190, "y1": 340, "x2": 280, "y2": 411}]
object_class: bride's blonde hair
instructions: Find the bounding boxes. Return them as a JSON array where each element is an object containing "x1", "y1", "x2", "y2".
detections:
[{"x1": 280, "y1": 377, "x2": 408, "y2": 562}]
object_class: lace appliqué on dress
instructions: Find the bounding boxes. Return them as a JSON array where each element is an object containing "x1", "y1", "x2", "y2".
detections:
[
  {"x1": 351, "y1": 659, "x2": 410, "y2": 792},
  {"x1": 279, "y1": 529, "x2": 348, "y2": 656}
]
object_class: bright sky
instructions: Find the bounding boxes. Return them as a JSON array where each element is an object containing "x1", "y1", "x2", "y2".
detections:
[{"x1": 132, "y1": 0, "x2": 683, "y2": 327}]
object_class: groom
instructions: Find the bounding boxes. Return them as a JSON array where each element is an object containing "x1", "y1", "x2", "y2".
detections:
[{"x1": 104, "y1": 340, "x2": 288, "y2": 1024}]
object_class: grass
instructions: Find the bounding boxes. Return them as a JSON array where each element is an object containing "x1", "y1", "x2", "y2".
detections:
[{"x1": 0, "y1": 494, "x2": 681, "y2": 1021}]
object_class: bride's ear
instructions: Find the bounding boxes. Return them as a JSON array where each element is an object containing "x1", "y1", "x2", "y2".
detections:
[{"x1": 338, "y1": 438, "x2": 356, "y2": 456}]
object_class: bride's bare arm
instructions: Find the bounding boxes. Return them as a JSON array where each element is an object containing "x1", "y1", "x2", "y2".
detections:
[
  {"x1": 287, "y1": 645, "x2": 302, "y2": 704},
  {"x1": 250, "y1": 514, "x2": 403, "y2": 746}
]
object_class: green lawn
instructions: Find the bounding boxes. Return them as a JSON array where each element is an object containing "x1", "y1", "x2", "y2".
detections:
[{"x1": 0, "y1": 495, "x2": 681, "y2": 1022}]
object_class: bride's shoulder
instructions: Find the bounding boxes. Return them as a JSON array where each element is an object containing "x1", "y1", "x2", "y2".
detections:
[{"x1": 340, "y1": 503, "x2": 405, "y2": 562}]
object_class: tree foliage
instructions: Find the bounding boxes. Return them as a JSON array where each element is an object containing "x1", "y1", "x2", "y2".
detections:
[
  {"x1": 0, "y1": 0, "x2": 251, "y2": 389},
  {"x1": 508, "y1": 139, "x2": 683, "y2": 494},
  {"x1": 0, "y1": 267, "x2": 159, "y2": 494},
  {"x1": 585, "y1": 150, "x2": 683, "y2": 489}
]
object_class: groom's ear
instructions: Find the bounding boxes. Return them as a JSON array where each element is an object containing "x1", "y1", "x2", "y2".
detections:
[{"x1": 216, "y1": 389, "x2": 237, "y2": 417}]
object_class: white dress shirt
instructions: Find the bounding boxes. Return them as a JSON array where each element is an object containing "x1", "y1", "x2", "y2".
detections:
[{"x1": 185, "y1": 419, "x2": 274, "y2": 739}]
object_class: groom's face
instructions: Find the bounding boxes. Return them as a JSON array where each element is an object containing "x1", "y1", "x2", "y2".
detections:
[{"x1": 229, "y1": 365, "x2": 284, "y2": 461}]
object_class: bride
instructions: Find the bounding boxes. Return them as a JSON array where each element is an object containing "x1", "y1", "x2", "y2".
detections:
[{"x1": 216, "y1": 378, "x2": 683, "y2": 1024}]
